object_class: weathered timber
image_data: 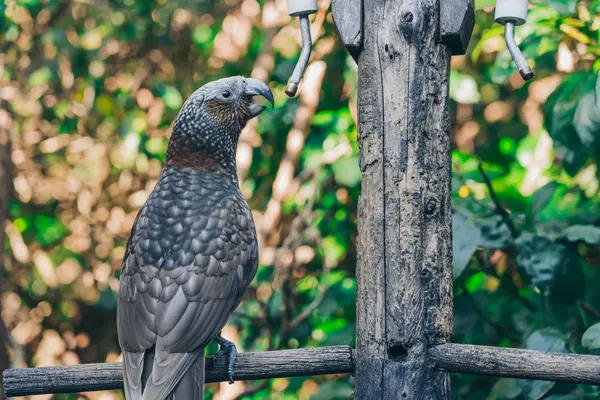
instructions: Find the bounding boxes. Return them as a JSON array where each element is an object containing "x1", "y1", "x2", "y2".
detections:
[
  {"x1": 355, "y1": 0, "x2": 453, "y2": 399},
  {"x1": 7, "y1": 343, "x2": 600, "y2": 397},
  {"x1": 430, "y1": 344, "x2": 600, "y2": 385},
  {"x1": 331, "y1": 0, "x2": 363, "y2": 62},
  {"x1": 440, "y1": 0, "x2": 475, "y2": 55},
  {"x1": 2, "y1": 346, "x2": 354, "y2": 397}
]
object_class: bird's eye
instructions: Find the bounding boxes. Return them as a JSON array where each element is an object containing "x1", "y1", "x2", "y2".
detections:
[{"x1": 222, "y1": 90, "x2": 231, "y2": 99}]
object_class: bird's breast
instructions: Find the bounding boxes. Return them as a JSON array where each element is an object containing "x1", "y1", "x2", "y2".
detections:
[{"x1": 133, "y1": 166, "x2": 257, "y2": 277}]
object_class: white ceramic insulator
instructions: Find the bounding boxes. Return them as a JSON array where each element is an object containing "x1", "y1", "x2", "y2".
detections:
[
  {"x1": 287, "y1": 0, "x2": 318, "y2": 16},
  {"x1": 495, "y1": 0, "x2": 529, "y2": 26}
]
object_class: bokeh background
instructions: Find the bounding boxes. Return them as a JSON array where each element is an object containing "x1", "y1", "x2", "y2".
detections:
[{"x1": 1, "y1": 0, "x2": 599, "y2": 399}]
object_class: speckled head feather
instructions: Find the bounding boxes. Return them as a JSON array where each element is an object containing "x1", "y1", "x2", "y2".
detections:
[{"x1": 166, "y1": 76, "x2": 273, "y2": 175}]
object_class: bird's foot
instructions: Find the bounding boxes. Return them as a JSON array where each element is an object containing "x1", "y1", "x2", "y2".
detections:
[{"x1": 213, "y1": 335, "x2": 238, "y2": 384}]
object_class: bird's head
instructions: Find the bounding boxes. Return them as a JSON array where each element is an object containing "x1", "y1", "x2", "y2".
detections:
[{"x1": 167, "y1": 76, "x2": 274, "y2": 173}]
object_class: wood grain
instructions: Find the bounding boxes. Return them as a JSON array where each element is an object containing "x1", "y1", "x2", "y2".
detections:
[
  {"x1": 6, "y1": 344, "x2": 600, "y2": 397},
  {"x1": 2, "y1": 346, "x2": 354, "y2": 397},
  {"x1": 430, "y1": 344, "x2": 600, "y2": 385},
  {"x1": 355, "y1": 0, "x2": 453, "y2": 398}
]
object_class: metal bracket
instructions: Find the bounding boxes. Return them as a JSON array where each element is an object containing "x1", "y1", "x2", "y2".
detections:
[
  {"x1": 441, "y1": 0, "x2": 475, "y2": 56},
  {"x1": 332, "y1": 0, "x2": 363, "y2": 63}
]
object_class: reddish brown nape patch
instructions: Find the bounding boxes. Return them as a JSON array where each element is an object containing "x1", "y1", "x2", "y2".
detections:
[{"x1": 166, "y1": 145, "x2": 220, "y2": 171}]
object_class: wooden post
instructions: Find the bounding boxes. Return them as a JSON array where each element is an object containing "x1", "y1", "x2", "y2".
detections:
[{"x1": 335, "y1": 0, "x2": 466, "y2": 397}]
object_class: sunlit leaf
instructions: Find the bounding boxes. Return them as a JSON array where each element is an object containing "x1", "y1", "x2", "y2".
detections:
[
  {"x1": 162, "y1": 86, "x2": 184, "y2": 110},
  {"x1": 331, "y1": 156, "x2": 361, "y2": 187},
  {"x1": 531, "y1": 181, "x2": 559, "y2": 217},
  {"x1": 564, "y1": 225, "x2": 600, "y2": 244},
  {"x1": 452, "y1": 212, "x2": 481, "y2": 279},
  {"x1": 28, "y1": 66, "x2": 52, "y2": 87},
  {"x1": 582, "y1": 322, "x2": 600, "y2": 350}
]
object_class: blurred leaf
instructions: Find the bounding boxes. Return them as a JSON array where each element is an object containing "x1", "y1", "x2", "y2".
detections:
[
  {"x1": 28, "y1": 66, "x2": 52, "y2": 87},
  {"x1": 543, "y1": 72, "x2": 597, "y2": 176},
  {"x1": 488, "y1": 378, "x2": 522, "y2": 400},
  {"x1": 312, "y1": 111, "x2": 336, "y2": 127},
  {"x1": 450, "y1": 70, "x2": 481, "y2": 104},
  {"x1": 192, "y1": 25, "x2": 212, "y2": 45},
  {"x1": 573, "y1": 91, "x2": 600, "y2": 145},
  {"x1": 564, "y1": 225, "x2": 600, "y2": 244},
  {"x1": 268, "y1": 291, "x2": 284, "y2": 318},
  {"x1": 516, "y1": 233, "x2": 585, "y2": 303},
  {"x1": 310, "y1": 380, "x2": 355, "y2": 400},
  {"x1": 331, "y1": 156, "x2": 361, "y2": 187},
  {"x1": 525, "y1": 327, "x2": 568, "y2": 352},
  {"x1": 477, "y1": 215, "x2": 513, "y2": 249},
  {"x1": 162, "y1": 86, "x2": 184, "y2": 110},
  {"x1": 520, "y1": 379, "x2": 557, "y2": 400},
  {"x1": 34, "y1": 215, "x2": 68, "y2": 246},
  {"x1": 17, "y1": 0, "x2": 40, "y2": 5},
  {"x1": 516, "y1": 234, "x2": 564, "y2": 291},
  {"x1": 531, "y1": 181, "x2": 559, "y2": 217},
  {"x1": 596, "y1": 70, "x2": 600, "y2": 109},
  {"x1": 519, "y1": 328, "x2": 568, "y2": 399},
  {"x1": 98, "y1": 288, "x2": 117, "y2": 311},
  {"x1": 475, "y1": 0, "x2": 496, "y2": 9},
  {"x1": 545, "y1": 390, "x2": 585, "y2": 400},
  {"x1": 322, "y1": 236, "x2": 346, "y2": 267},
  {"x1": 582, "y1": 322, "x2": 600, "y2": 350},
  {"x1": 452, "y1": 212, "x2": 481, "y2": 279},
  {"x1": 539, "y1": 0, "x2": 577, "y2": 15}
]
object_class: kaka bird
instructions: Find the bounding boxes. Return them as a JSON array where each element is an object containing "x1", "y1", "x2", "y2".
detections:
[{"x1": 117, "y1": 76, "x2": 273, "y2": 400}]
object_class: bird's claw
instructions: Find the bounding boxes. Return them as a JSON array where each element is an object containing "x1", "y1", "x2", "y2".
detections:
[{"x1": 214, "y1": 335, "x2": 238, "y2": 384}]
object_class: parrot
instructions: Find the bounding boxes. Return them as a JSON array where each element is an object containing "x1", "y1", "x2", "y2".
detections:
[{"x1": 116, "y1": 76, "x2": 274, "y2": 400}]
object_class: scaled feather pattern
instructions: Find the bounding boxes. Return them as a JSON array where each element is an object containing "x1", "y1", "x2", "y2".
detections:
[{"x1": 117, "y1": 76, "x2": 273, "y2": 400}]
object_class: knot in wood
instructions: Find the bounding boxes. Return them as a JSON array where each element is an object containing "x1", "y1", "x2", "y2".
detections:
[
  {"x1": 425, "y1": 197, "x2": 437, "y2": 216},
  {"x1": 397, "y1": 7, "x2": 417, "y2": 40}
]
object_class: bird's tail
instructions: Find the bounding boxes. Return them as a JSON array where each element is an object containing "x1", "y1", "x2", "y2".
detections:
[
  {"x1": 167, "y1": 353, "x2": 205, "y2": 400},
  {"x1": 142, "y1": 351, "x2": 205, "y2": 400}
]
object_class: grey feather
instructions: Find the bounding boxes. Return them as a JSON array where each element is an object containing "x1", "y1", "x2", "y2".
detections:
[{"x1": 117, "y1": 76, "x2": 270, "y2": 400}]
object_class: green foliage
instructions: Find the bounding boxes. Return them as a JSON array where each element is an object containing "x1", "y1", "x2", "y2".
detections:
[{"x1": 451, "y1": 0, "x2": 600, "y2": 398}]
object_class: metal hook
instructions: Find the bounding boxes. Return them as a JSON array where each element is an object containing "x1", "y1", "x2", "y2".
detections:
[
  {"x1": 285, "y1": 15, "x2": 313, "y2": 97},
  {"x1": 504, "y1": 21, "x2": 533, "y2": 80}
]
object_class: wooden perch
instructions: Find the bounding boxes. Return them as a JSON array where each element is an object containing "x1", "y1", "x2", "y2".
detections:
[
  {"x1": 429, "y1": 344, "x2": 600, "y2": 385},
  {"x1": 6, "y1": 344, "x2": 600, "y2": 397},
  {"x1": 3, "y1": 346, "x2": 354, "y2": 397}
]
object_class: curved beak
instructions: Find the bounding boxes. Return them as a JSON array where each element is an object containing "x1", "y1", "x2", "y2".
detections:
[{"x1": 245, "y1": 78, "x2": 274, "y2": 118}]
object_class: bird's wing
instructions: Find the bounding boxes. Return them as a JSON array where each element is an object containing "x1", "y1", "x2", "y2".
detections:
[
  {"x1": 118, "y1": 176, "x2": 257, "y2": 400},
  {"x1": 118, "y1": 170, "x2": 258, "y2": 400},
  {"x1": 118, "y1": 204, "x2": 160, "y2": 400},
  {"x1": 141, "y1": 204, "x2": 258, "y2": 400}
]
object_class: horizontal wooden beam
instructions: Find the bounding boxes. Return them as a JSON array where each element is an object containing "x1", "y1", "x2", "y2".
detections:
[
  {"x1": 5, "y1": 343, "x2": 600, "y2": 397},
  {"x1": 429, "y1": 343, "x2": 600, "y2": 385},
  {"x1": 2, "y1": 346, "x2": 354, "y2": 397}
]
